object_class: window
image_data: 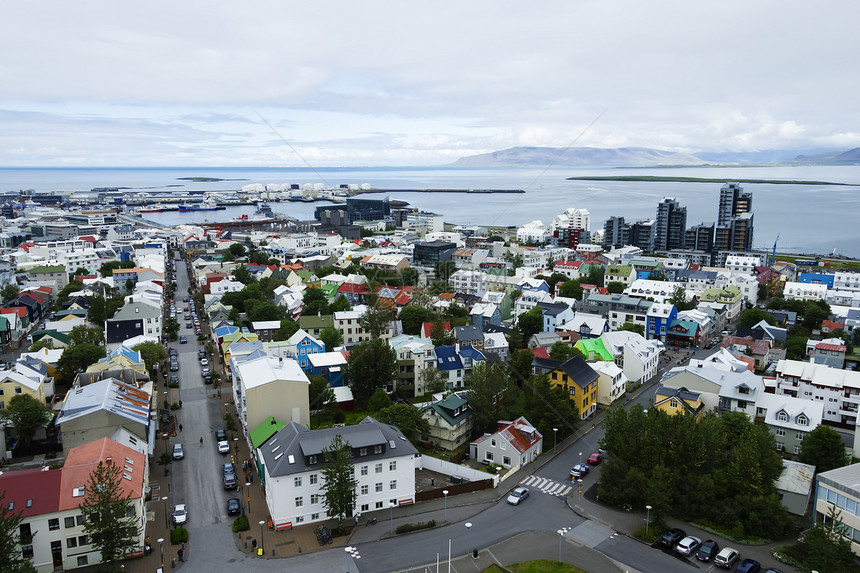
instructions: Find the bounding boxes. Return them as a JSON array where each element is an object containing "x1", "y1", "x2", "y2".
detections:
[
  {"x1": 375, "y1": 463, "x2": 383, "y2": 474},
  {"x1": 670, "y1": 399, "x2": 679, "y2": 408},
  {"x1": 22, "y1": 546, "x2": 33, "y2": 559},
  {"x1": 49, "y1": 518, "x2": 60, "y2": 531},
  {"x1": 311, "y1": 494, "x2": 320, "y2": 504},
  {"x1": 15, "y1": 387, "x2": 22, "y2": 394},
  {"x1": 777, "y1": 411, "x2": 788, "y2": 422},
  {"x1": 389, "y1": 461, "x2": 397, "y2": 471},
  {"x1": 797, "y1": 414, "x2": 808, "y2": 425},
  {"x1": 78, "y1": 535, "x2": 89, "y2": 546},
  {"x1": 76, "y1": 515, "x2": 85, "y2": 526},
  {"x1": 310, "y1": 474, "x2": 318, "y2": 485},
  {"x1": 360, "y1": 485, "x2": 368, "y2": 495},
  {"x1": 294, "y1": 477, "x2": 302, "y2": 487},
  {"x1": 797, "y1": 432, "x2": 805, "y2": 440},
  {"x1": 64, "y1": 517, "x2": 75, "y2": 528},
  {"x1": 776, "y1": 442, "x2": 784, "y2": 451},
  {"x1": 503, "y1": 456, "x2": 511, "y2": 465},
  {"x1": 67, "y1": 537, "x2": 78, "y2": 548},
  {"x1": 359, "y1": 448, "x2": 367, "y2": 457},
  {"x1": 375, "y1": 501, "x2": 383, "y2": 509},
  {"x1": 485, "y1": 452, "x2": 494, "y2": 461},
  {"x1": 775, "y1": 428, "x2": 786, "y2": 436},
  {"x1": 360, "y1": 465, "x2": 368, "y2": 476},
  {"x1": 390, "y1": 480, "x2": 397, "y2": 490},
  {"x1": 77, "y1": 556, "x2": 88, "y2": 567},
  {"x1": 373, "y1": 445, "x2": 383, "y2": 455},
  {"x1": 375, "y1": 483, "x2": 383, "y2": 493},
  {"x1": 312, "y1": 513, "x2": 321, "y2": 520},
  {"x1": 491, "y1": 439, "x2": 496, "y2": 448},
  {"x1": 794, "y1": 445, "x2": 802, "y2": 455},
  {"x1": 295, "y1": 497, "x2": 303, "y2": 508},
  {"x1": 500, "y1": 441, "x2": 506, "y2": 450},
  {"x1": 295, "y1": 516, "x2": 304, "y2": 523}
]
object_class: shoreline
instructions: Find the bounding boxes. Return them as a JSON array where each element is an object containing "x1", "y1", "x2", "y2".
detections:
[{"x1": 566, "y1": 175, "x2": 857, "y2": 186}]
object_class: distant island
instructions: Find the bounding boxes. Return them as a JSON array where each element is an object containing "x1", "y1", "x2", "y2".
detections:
[
  {"x1": 177, "y1": 176, "x2": 248, "y2": 182},
  {"x1": 566, "y1": 175, "x2": 856, "y2": 186}
]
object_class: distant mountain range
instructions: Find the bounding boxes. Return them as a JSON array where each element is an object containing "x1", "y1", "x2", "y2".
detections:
[{"x1": 449, "y1": 146, "x2": 860, "y2": 168}]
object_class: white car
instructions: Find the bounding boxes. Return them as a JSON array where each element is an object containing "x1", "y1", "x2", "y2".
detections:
[
  {"x1": 217, "y1": 440, "x2": 230, "y2": 454},
  {"x1": 506, "y1": 486, "x2": 530, "y2": 505},
  {"x1": 172, "y1": 503, "x2": 187, "y2": 525},
  {"x1": 172, "y1": 443, "x2": 184, "y2": 460},
  {"x1": 200, "y1": 357, "x2": 209, "y2": 366},
  {"x1": 675, "y1": 535, "x2": 702, "y2": 556}
]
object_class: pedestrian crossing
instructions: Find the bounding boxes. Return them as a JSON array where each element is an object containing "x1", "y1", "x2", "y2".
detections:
[{"x1": 520, "y1": 475, "x2": 573, "y2": 497}]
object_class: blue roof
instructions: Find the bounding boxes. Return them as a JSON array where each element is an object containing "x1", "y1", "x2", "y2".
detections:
[
  {"x1": 434, "y1": 345, "x2": 463, "y2": 371},
  {"x1": 214, "y1": 325, "x2": 240, "y2": 338},
  {"x1": 99, "y1": 345, "x2": 142, "y2": 364},
  {"x1": 458, "y1": 345, "x2": 486, "y2": 361}
]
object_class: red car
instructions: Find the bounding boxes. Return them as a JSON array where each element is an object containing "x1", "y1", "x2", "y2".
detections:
[{"x1": 586, "y1": 453, "x2": 603, "y2": 465}]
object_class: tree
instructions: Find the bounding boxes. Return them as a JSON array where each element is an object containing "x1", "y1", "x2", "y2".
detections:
[
  {"x1": 87, "y1": 294, "x2": 107, "y2": 324},
  {"x1": 308, "y1": 375, "x2": 335, "y2": 414},
  {"x1": 434, "y1": 260, "x2": 457, "y2": 281},
  {"x1": 549, "y1": 341, "x2": 585, "y2": 362},
  {"x1": 668, "y1": 287, "x2": 696, "y2": 311},
  {"x1": 164, "y1": 317, "x2": 180, "y2": 338},
  {"x1": 368, "y1": 388, "x2": 393, "y2": 413},
  {"x1": 375, "y1": 403, "x2": 430, "y2": 443},
  {"x1": 57, "y1": 343, "x2": 106, "y2": 385},
  {"x1": 329, "y1": 294, "x2": 352, "y2": 313},
  {"x1": 618, "y1": 323, "x2": 645, "y2": 336},
  {"x1": 272, "y1": 317, "x2": 299, "y2": 342},
  {"x1": 507, "y1": 349, "x2": 534, "y2": 386},
  {"x1": 99, "y1": 260, "x2": 122, "y2": 278},
  {"x1": 79, "y1": 461, "x2": 141, "y2": 568},
  {"x1": 228, "y1": 243, "x2": 247, "y2": 258},
  {"x1": 0, "y1": 491, "x2": 35, "y2": 573},
  {"x1": 343, "y1": 338, "x2": 398, "y2": 408},
  {"x1": 797, "y1": 504, "x2": 857, "y2": 573},
  {"x1": 0, "y1": 394, "x2": 51, "y2": 448},
  {"x1": 558, "y1": 280, "x2": 584, "y2": 300},
  {"x1": 245, "y1": 300, "x2": 286, "y2": 322},
  {"x1": 131, "y1": 341, "x2": 167, "y2": 373},
  {"x1": 28, "y1": 339, "x2": 54, "y2": 353},
  {"x1": 466, "y1": 362, "x2": 511, "y2": 433},
  {"x1": 738, "y1": 308, "x2": 776, "y2": 329},
  {"x1": 517, "y1": 306, "x2": 544, "y2": 342},
  {"x1": 359, "y1": 306, "x2": 393, "y2": 339},
  {"x1": 398, "y1": 305, "x2": 432, "y2": 335},
  {"x1": 320, "y1": 326, "x2": 344, "y2": 352},
  {"x1": 320, "y1": 434, "x2": 357, "y2": 529},
  {"x1": 302, "y1": 287, "x2": 329, "y2": 316},
  {"x1": 232, "y1": 264, "x2": 256, "y2": 285},
  {"x1": 800, "y1": 425, "x2": 851, "y2": 473},
  {"x1": 606, "y1": 281, "x2": 626, "y2": 294},
  {"x1": 399, "y1": 267, "x2": 419, "y2": 287},
  {"x1": 419, "y1": 367, "x2": 446, "y2": 395},
  {"x1": 68, "y1": 324, "x2": 105, "y2": 347},
  {"x1": 1, "y1": 283, "x2": 19, "y2": 304},
  {"x1": 429, "y1": 318, "x2": 455, "y2": 347}
]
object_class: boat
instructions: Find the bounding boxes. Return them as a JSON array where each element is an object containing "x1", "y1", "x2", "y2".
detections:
[
  {"x1": 139, "y1": 206, "x2": 163, "y2": 213},
  {"x1": 178, "y1": 201, "x2": 221, "y2": 212}
]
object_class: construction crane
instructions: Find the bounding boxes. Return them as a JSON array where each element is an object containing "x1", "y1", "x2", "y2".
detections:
[{"x1": 770, "y1": 233, "x2": 779, "y2": 266}]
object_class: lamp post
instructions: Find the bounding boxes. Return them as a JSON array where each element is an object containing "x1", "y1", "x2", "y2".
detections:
[
  {"x1": 157, "y1": 537, "x2": 164, "y2": 569},
  {"x1": 245, "y1": 482, "x2": 251, "y2": 514},
  {"x1": 390, "y1": 500, "x2": 396, "y2": 535},
  {"x1": 578, "y1": 451, "x2": 583, "y2": 465},
  {"x1": 465, "y1": 522, "x2": 472, "y2": 557},
  {"x1": 645, "y1": 505, "x2": 652, "y2": 537},
  {"x1": 557, "y1": 527, "x2": 570, "y2": 563},
  {"x1": 234, "y1": 436, "x2": 239, "y2": 455},
  {"x1": 553, "y1": 427, "x2": 558, "y2": 452},
  {"x1": 161, "y1": 496, "x2": 169, "y2": 528},
  {"x1": 442, "y1": 489, "x2": 449, "y2": 522},
  {"x1": 258, "y1": 520, "x2": 265, "y2": 556},
  {"x1": 576, "y1": 479, "x2": 583, "y2": 509}
]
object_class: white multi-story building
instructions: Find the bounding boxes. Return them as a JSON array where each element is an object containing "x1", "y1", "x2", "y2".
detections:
[
  {"x1": 724, "y1": 254, "x2": 764, "y2": 275},
  {"x1": 783, "y1": 281, "x2": 828, "y2": 302},
  {"x1": 231, "y1": 353, "x2": 310, "y2": 433},
  {"x1": 516, "y1": 220, "x2": 550, "y2": 244},
  {"x1": 591, "y1": 360, "x2": 628, "y2": 405},
  {"x1": 551, "y1": 208, "x2": 591, "y2": 232},
  {"x1": 625, "y1": 279, "x2": 683, "y2": 304},
  {"x1": 715, "y1": 270, "x2": 760, "y2": 306},
  {"x1": 450, "y1": 269, "x2": 487, "y2": 295},
  {"x1": 257, "y1": 417, "x2": 417, "y2": 529},
  {"x1": 600, "y1": 331, "x2": 660, "y2": 385},
  {"x1": 834, "y1": 271, "x2": 860, "y2": 292},
  {"x1": 771, "y1": 359, "x2": 860, "y2": 426}
]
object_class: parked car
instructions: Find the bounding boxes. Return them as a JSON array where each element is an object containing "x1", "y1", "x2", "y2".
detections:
[
  {"x1": 169, "y1": 348, "x2": 177, "y2": 357},
  {"x1": 198, "y1": 349, "x2": 206, "y2": 358},
  {"x1": 217, "y1": 440, "x2": 230, "y2": 454},
  {"x1": 200, "y1": 357, "x2": 209, "y2": 366},
  {"x1": 172, "y1": 443, "x2": 184, "y2": 460},
  {"x1": 186, "y1": 322, "x2": 193, "y2": 329},
  {"x1": 223, "y1": 462, "x2": 238, "y2": 490},
  {"x1": 657, "y1": 528, "x2": 686, "y2": 549},
  {"x1": 195, "y1": 327, "x2": 202, "y2": 335},
  {"x1": 506, "y1": 486, "x2": 530, "y2": 505},
  {"x1": 170, "y1": 360, "x2": 179, "y2": 372},
  {"x1": 215, "y1": 429, "x2": 227, "y2": 441},
  {"x1": 202, "y1": 367, "x2": 210, "y2": 376},
  {"x1": 675, "y1": 536, "x2": 702, "y2": 556},
  {"x1": 734, "y1": 559, "x2": 761, "y2": 573},
  {"x1": 570, "y1": 463, "x2": 589, "y2": 478},
  {"x1": 587, "y1": 452, "x2": 603, "y2": 465},
  {"x1": 714, "y1": 547, "x2": 739, "y2": 569},
  {"x1": 172, "y1": 503, "x2": 187, "y2": 525},
  {"x1": 179, "y1": 335, "x2": 188, "y2": 344},
  {"x1": 169, "y1": 375, "x2": 179, "y2": 385},
  {"x1": 696, "y1": 539, "x2": 719, "y2": 562},
  {"x1": 203, "y1": 374, "x2": 212, "y2": 384},
  {"x1": 226, "y1": 498, "x2": 241, "y2": 516}
]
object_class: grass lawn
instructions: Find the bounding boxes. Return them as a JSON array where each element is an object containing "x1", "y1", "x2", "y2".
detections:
[{"x1": 481, "y1": 560, "x2": 589, "y2": 573}]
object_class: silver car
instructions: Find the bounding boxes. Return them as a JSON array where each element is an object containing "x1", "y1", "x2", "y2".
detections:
[{"x1": 506, "y1": 486, "x2": 530, "y2": 505}]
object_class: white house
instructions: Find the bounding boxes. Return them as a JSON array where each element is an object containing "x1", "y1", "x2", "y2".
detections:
[
  {"x1": 600, "y1": 331, "x2": 660, "y2": 385},
  {"x1": 469, "y1": 416, "x2": 543, "y2": 469},
  {"x1": 591, "y1": 360, "x2": 628, "y2": 406},
  {"x1": 783, "y1": 281, "x2": 828, "y2": 302},
  {"x1": 256, "y1": 417, "x2": 417, "y2": 530}
]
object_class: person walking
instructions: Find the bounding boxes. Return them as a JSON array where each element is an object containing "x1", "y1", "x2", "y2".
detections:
[{"x1": 179, "y1": 424, "x2": 183, "y2": 433}]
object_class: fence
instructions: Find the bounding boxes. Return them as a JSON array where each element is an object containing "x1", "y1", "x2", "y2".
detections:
[
  {"x1": 417, "y1": 454, "x2": 500, "y2": 485},
  {"x1": 415, "y1": 478, "x2": 495, "y2": 503}
]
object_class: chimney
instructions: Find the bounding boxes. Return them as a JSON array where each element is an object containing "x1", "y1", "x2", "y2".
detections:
[{"x1": 106, "y1": 457, "x2": 113, "y2": 466}]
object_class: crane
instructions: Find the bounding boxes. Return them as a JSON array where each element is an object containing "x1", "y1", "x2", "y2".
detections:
[{"x1": 770, "y1": 233, "x2": 779, "y2": 266}]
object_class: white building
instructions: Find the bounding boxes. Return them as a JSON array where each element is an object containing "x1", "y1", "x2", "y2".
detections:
[
  {"x1": 591, "y1": 360, "x2": 628, "y2": 406},
  {"x1": 516, "y1": 220, "x2": 550, "y2": 244},
  {"x1": 724, "y1": 254, "x2": 764, "y2": 275},
  {"x1": 834, "y1": 271, "x2": 860, "y2": 292},
  {"x1": 256, "y1": 417, "x2": 417, "y2": 529},
  {"x1": 783, "y1": 281, "x2": 828, "y2": 302},
  {"x1": 625, "y1": 279, "x2": 682, "y2": 304},
  {"x1": 600, "y1": 331, "x2": 660, "y2": 385},
  {"x1": 450, "y1": 269, "x2": 488, "y2": 295},
  {"x1": 771, "y1": 359, "x2": 860, "y2": 426}
]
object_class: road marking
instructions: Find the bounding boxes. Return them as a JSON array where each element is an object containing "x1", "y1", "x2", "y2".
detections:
[{"x1": 520, "y1": 475, "x2": 572, "y2": 497}]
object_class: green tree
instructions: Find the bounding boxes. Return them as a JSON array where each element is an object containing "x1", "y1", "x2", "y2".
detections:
[
  {"x1": 800, "y1": 425, "x2": 851, "y2": 473},
  {"x1": 228, "y1": 243, "x2": 247, "y2": 258},
  {"x1": 54, "y1": 280, "x2": 84, "y2": 310},
  {"x1": 429, "y1": 318, "x2": 456, "y2": 347},
  {"x1": 618, "y1": 323, "x2": 645, "y2": 336},
  {"x1": 606, "y1": 281, "x2": 626, "y2": 294},
  {"x1": 131, "y1": 341, "x2": 168, "y2": 373},
  {"x1": 302, "y1": 287, "x2": 329, "y2": 316},
  {"x1": 558, "y1": 280, "x2": 584, "y2": 300},
  {"x1": 549, "y1": 341, "x2": 585, "y2": 362},
  {"x1": 798, "y1": 504, "x2": 857, "y2": 573},
  {"x1": 320, "y1": 326, "x2": 344, "y2": 352},
  {"x1": 232, "y1": 264, "x2": 256, "y2": 285},
  {"x1": 399, "y1": 267, "x2": 419, "y2": 287},
  {"x1": 375, "y1": 403, "x2": 430, "y2": 443},
  {"x1": 508, "y1": 349, "x2": 534, "y2": 385},
  {"x1": 359, "y1": 306, "x2": 393, "y2": 339},
  {"x1": 668, "y1": 286, "x2": 696, "y2": 311},
  {"x1": 0, "y1": 491, "x2": 35, "y2": 573},
  {"x1": 343, "y1": 338, "x2": 398, "y2": 408},
  {"x1": 1, "y1": 283, "x2": 19, "y2": 304},
  {"x1": 57, "y1": 343, "x2": 106, "y2": 385},
  {"x1": 738, "y1": 308, "x2": 776, "y2": 329},
  {"x1": 164, "y1": 317, "x2": 180, "y2": 338},
  {"x1": 434, "y1": 260, "x2": 457, "y2": 281},
  {"x1": 466, "y1": 362, "x2": 511, "y2": 433},
  {"x1": 320, "y1": 434, "x2": 357, "y2": 529},
  {"x1": 419, "y1": 367, "x2": 446, "y2": 395},
  {"x1": 99, "y1": 260, "x2": 122, "y2": 278},
  {"x1": 87, "y1": 294, "x2": 107, "y2": 324},
  {"x1": 329, "y1": 294, "x2": 352, "y2": 312},
  {"x1": 67, "y1": 324, "x2": 104, "y2": 347},
  {"x1": 28, "y1": 339, "x2": 54, "y2": 353},
  {"x1": 368, "y1": 387, "x2": 393, "y2": 413},
  {"x1": 308, "y1": 375, "x2": 335, "y2": 414},
  {"x1": 245, "y1": 300, "x2": 286, "y2": 322},
  {"x1": 398, "y1": 305, "x2": 432, "y2": 335},
  {"x1": 516, "y1": 306, "x2": 544, "y2": 342},
  {"x1": 272, "y1": 317, "x2": 299, "y2": 342},
  {"x1": 79, "y1": 461, "x2": 141, "y2": 568},
  {"x1": 0, "y1": 394, "x2": 51, "y2": 448}
]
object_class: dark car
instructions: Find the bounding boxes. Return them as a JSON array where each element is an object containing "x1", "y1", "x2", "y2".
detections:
[
  {"x1": 186, "y1": 322, "x2": 193, "y2": 329},
  {"x1": 226, "y1": 498, "x2": 241, "y2": 516},
  {"x1": 169, "y1": 348, "x2": 178, "y2": 357},
  {"x1": 169, "y1": 375, "x2": 179, "y2": 385},
  {"x1": 657, "y1": 528, "x2": 686, "y2": 549},
  {"x1": 696, "y1": 539, "x2": 719, "y2": 562},
  {"x1": 179, "y1": 335, "x2": 187, "y2": 344},
  {"x1": 215, "y1": 429, "x2": 227, "y2": 441},
  {"x1": 203, "y1": 374, "x2": 212, "y2": 384},
  {"x1": 198, "y1": 349, "x2": 206, "y2": 358},
  {"x1": 734, "y1": 559, "x2": 761, "y2": 573},
  {"x1": 223, "y1": 462, "x2": 237, "y2": 490}
]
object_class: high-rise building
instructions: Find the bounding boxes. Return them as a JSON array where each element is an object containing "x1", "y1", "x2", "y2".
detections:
[
  {"x1": 715, "y1": 183, "x2": 754, "y2": 252},
  {"x1": 718, "y1": 183, "x2": 753, "y2": 226},
  {"x1": 654, "y1": 197, "x2": 687, "y2": 252},
  {"x1": 603, "y1": 216, "x2": 626, "y2": 249},
  {"x1": 685, "y1": 222, "x2": 715, "y2": 252},
  {"x1": 628, "y1": 220, "x2": 656, "y2": 253}
]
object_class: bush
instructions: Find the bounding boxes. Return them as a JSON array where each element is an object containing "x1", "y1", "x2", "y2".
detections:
[
  {"x1": 171, "y1": 527, "x2": 188, "y2": 544},
  {"x1": 395, "y1": 520, "x2": 436, "y2": 535},
  {"x1": 169, "y1": 381, "x2": 180, "y2": 389},
  {"x1": 232, "y1": 515, "x2": 250, "y2": 532},
  {"x1": 634, "y1": 518, "x2": 666, "y2": 544}
]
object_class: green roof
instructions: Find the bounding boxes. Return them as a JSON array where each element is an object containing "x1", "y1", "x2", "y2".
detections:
[
  {"x1": 32, "y1": 329, "x2": 69, "y2": 344},
  {"x1": 606, "y1": 265, "x2": 633, "y2": 277},
  {"x1": 699, "y1": 285, "x2": 742, "y2": 303},
  {"x1": 250, "y1": 416, "x2": 287, "y2": 448},
  {"x1": 29, "y1": 265, "x2": 65, "y2": 273},
  {"x1": 630, "y1": 260, "x2": 661, "y2": 267},
  {"x1": 575, "y1": 338, "x2": 613, "y2": 361},
  {"x1": 299, "y1": 314, "x2": 334, "y2": 330}
]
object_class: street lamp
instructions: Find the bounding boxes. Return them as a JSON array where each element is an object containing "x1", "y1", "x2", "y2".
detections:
[
  {"x1": 161, "y1": 496, "x2": 169, "y2": 528},
  {"x1": 576, "y1": 479, "x2": 583, "y2": 509},
  {"x1": 245, "y1": 482, "x2": 251, "y2": 514},
  {"x1": 465, "y1": 522, "x2": 472, "y2": 557},
  {"x1": 258, "y1": 520, "x2": 266, "y2": 556},
  {"x1": 553, "y1": 427, "x2": 558, "y2": 452},
  {"x1": 390, "y1": 500, "x2": 396, "y2": 535},
  {"x1": 645, "y1": 505, "x2": 652, "y2": 537},
  {"x1": 157, "y1": 537, "x2": 164, "y2": 569},
  {"x1": 578, "y1": 451, "x2": 583, "y2": 465},
  {"x1": 557, "y1": 527, "x2": 571, "y2": 563},
  {"x1": 442, "y1": 489, "x2": 449, "y2": 522}
]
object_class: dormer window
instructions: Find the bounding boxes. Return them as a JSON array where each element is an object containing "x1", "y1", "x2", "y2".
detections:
[
  {"x1": 777, "y1": 411, "x2": 788, "y2": 423},
  {"x1": 797, "y1": 414, "x2": 808, "y2": 426}
]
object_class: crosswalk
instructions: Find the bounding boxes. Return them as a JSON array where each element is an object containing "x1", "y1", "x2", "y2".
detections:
[{"x1": 520, "y1": 475, "x2": 573, "y2": 498}]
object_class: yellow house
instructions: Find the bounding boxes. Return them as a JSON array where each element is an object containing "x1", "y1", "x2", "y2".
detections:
[
  {"x1": 0, "y1": 370, "x2": 47, "y2": 410},
  {"x1": 548, "y1": 356, "x2": 599, "y2": 419},
  {"x1": 654, "y1": 385, "x2": 705, "y2": 421}
]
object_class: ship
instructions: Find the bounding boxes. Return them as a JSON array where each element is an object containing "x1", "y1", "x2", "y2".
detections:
[{"x1": 178, "y1": 200, "x2": 222, "y2": 212}]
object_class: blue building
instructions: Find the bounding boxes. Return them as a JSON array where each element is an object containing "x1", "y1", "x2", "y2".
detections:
[
  {"x1": 798, "y1": 272, "x2": 835, "y2": 289},
  {"x1": 646, "y1": 303, "x2": 678, "y2": 342}
]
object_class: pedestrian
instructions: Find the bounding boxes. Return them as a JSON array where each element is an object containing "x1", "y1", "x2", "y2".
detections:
[
  {"x1": 250, "y1": 472, "x2": 254, "y2": 483},
  {"x1": 179, "y1": 424, "x2": 183, "y2": 432},
  {"x1": 178, "y1": 549, "x2": 184, "y2": 562},
  {"x1": 179, "y1": 400, "x2": 183, "y2": 408}
]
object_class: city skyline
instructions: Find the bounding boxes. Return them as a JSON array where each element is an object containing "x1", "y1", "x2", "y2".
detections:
[{"x1": 2, "y1": 1, "x2": 859, "y2": 167}]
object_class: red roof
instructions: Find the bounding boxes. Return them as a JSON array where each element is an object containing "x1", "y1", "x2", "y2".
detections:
[
  {"x1": 0, "y1": 467, "x2": 63, "y2": 517},
  {"x1": 822, "y1": 320, "x2": 845, "y2": 331},
  {"x1": 1, "y1": 307, "x2": 28, "y2": 318},
  {"x1": 816, "y1": 342, "x2": 846, "y2": 352},
  {"x1": 421, "y1": 321, "x2": 450, "y2": 338},
  {"x1": 18, "y1": 242, "x2": 36, "y2": 251},
  {"x1": 33, "y1": 286, "x2": 53, "y2": 294},
  {"x1": 78, "y1": 235, "x2": 97, "y2": 243},
  {"x1": 338, "y1": 283, "x2": 369, "y2": 294},
  {"x1": 555, "y1": 260, "x2": 582, "y2": 269},
  {"x1": 531, "y1": 347, "x2": 549, "y2": 359},
  {"x1": 60, "y1": 438, "x2": 146, "y2": 510}
]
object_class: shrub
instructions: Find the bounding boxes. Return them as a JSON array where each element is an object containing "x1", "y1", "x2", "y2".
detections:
[
  {"x1": 395, "y1": 520, "x2": 436, "y2": 534},
  {"x1": 169, "y1": 381, "x2": 180, "y2": 389},
  {"x1": 232, "y1": 515, "x2": 250, "y2": 532},
  {"x1": 171, "y1": 527, "x2": 188, "y2": 544}
]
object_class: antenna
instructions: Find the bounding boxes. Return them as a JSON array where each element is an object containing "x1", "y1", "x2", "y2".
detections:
[{"x1": 253, "y1": 110, "x2": 332, "y2": 189}]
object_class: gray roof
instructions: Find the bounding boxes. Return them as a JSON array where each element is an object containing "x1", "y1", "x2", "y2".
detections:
[{"x1": 818, "y1": 462, "x2": 860, "y2": 499}]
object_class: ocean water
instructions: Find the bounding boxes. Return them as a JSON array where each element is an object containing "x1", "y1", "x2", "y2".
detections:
[{"x1": 2, "y1": 165, "x2": 859, "y2": 258}]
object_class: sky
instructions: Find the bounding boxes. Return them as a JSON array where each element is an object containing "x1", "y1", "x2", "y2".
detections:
[{"x1": 2, "y1": 1, "x2": 859, "y2": 167}]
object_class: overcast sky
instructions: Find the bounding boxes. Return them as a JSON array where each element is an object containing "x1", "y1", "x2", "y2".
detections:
[{"x1": 2, "y1": 1, "x2": 858, "y2": 167}]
